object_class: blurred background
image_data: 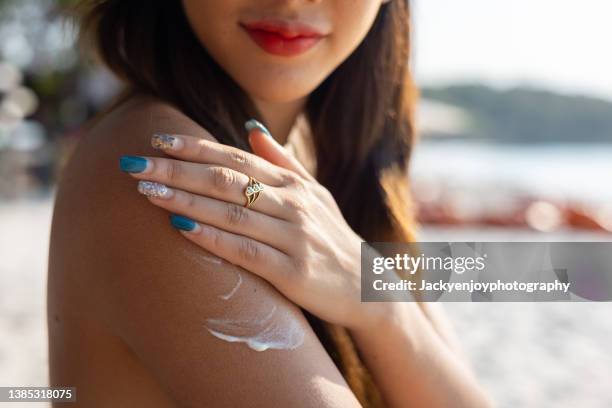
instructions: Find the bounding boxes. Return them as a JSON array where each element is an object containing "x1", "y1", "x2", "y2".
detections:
[{"x1": 0, "y1": 0, "x2": 610, "y2": 406}]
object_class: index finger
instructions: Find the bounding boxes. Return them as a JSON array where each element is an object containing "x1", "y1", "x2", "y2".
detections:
[{"x1": 151, "y1": 133, "x2": 291, "y2": 187}]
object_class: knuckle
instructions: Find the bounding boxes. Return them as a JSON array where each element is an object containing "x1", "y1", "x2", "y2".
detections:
[
  {"x1": 225, "y1": 203, "x2": 249, "y2": 227},
  {"x1": 283, "y1": 195, "x2": 308, "y2": 217},
  {"x1": 291, "y1": 256, "x2": 311, "y2": 281},
  {"x1": 208, "y1": 227, "x2": 223, "y2": 248},
  {"x1": 210, "y1": 166, "x2": 237, "y2": 192},
  {"x1": 316, "y1": 184, "x2": 333, "y2": 200},
  {"x1": 181, "y1": 191, "x2": 195, "y2": 208},
  {"x1": 291, "y1": 177, "x2": 309, "y2": 196},
  {"x1": 237, "y1": 239, "x2": 260, "y2": 263},
  {"x1": 281, "y1": 171, "x2": 301, "y2": 187},
  {"x1": 228, "y1": 149, "x2": 251, "y2": 168},
  {"x1": 319, "y1": 186, "x2": 338, "y2": 208},
  {"x1": 295, "y1": 219, "x2": 313, "y2": 239},
  {"x1": 196, "y1": 141, "x2": 208, "y2": 160},
  {"x1": 165, "y1": 161, "x2": 182, "y2": 182}
]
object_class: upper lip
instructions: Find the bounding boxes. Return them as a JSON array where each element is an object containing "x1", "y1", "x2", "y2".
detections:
[{"x1": 239, "y1": 18, "x2": 327, "y2": 38}]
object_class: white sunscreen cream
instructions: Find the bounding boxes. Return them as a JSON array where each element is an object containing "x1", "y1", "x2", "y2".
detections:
[
  {"x1": 218, "y1": 273, "x2": 242, "y2": 300},
  {"x1": 204, "y1": 305, "x2": 305, "y2": 352},
  {"x1": 180, "y1": 247, "x2": 223, "y2": 266}
]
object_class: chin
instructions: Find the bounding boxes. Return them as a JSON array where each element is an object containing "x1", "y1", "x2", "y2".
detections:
[
  {"x1": 242, "y1": 77, "x2": 316, "y2": 103},
  {"x1": 247, "y1": 88, "x2": 310, "y2": 104}
]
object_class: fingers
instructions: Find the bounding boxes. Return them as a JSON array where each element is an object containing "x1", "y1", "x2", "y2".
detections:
[
  {"x1": 244, "y1": 119, "x2": 315, "y2": 182},
  {"x1": 172, "y1": 215, "x2": 293, "y2": 289},
  {"x1": 151, "y1": 133, "x2": 294, "y2": 187},
  {"x1": 120, "y1": 155, "x2": 295, "y2": 221},
  {"x1": 138, "y1": 181, "x2": 297, "y2": 254}
]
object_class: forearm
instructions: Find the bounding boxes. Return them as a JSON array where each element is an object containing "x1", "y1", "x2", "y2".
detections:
[
  {"x1": 415, "y1": 302, "x2": 471, "y2": 364},
  {"x1": 350, "y1": 303, "x2": 494, "y2": 408}
]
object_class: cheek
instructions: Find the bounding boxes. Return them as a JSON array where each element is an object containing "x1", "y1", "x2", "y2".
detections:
[
  {"x1": 182, "y1": 0, "x2": 235, "y2": 53},
  {"x1": 330, "y1": 0, "x2": 383, "y2": 54}
]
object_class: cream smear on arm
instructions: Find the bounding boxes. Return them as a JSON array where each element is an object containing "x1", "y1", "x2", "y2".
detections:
[
  {"x1": 179, "y1": 248, "x2": 306, "y2": 352},
  {"x1": 204, "y1": 305, "x2": 305, "y2": 352}
]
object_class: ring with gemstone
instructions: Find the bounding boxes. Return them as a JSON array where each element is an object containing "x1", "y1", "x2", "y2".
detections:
[{"x1": 244, "y1": 176, "x2": 264, "y2": 208}]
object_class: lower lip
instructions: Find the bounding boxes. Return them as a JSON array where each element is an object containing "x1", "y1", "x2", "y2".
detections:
[{"x1": 241, "y1": 27, "x2": 322, "y2": 57}]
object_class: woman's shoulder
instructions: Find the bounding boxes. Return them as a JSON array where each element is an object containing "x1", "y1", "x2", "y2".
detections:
[
  {"x1": 50, "y1": 92, "x2": 235, "y2": 311},
  {"x1": 52, "y1": 93, "x2": 215, "y2": 251},
  {"x1": 54, "y1": 93, "x2": 213, "y2": 202},
  {"x1": 76, "y1": 93, "x2": 215, "y2": 157},
  {"x1": 49, "y1": 93, "x2": 225, "y2": 318},
  {"x1": 49, "y1": 93, "x2": 360, "y2": 406},
  {"x1": 49, "y1": 93, "x2": 209, "y2": 307}
]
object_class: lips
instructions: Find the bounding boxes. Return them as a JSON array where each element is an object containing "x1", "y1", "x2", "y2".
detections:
[{"x1": 239, "y1": 19, "x2": 326, "y2": 57}]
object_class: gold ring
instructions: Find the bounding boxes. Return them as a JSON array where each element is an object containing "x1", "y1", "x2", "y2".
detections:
[{"x1": 244, "y1": 176, "x2": 264, "y2": 208}]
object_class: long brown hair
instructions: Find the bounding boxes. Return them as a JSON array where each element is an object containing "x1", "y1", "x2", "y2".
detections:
[{"x1": 75, "y1": 1, "x2": 419, "y2": 406}]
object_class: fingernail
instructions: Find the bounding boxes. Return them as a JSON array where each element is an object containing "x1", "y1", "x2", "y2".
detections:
[
  {"x1": 137, "y1": 181, "x2": 174, "y2": 199},
  {"x1": 245, "y1": 119, "x2": 273, "y2": 139},
  {"x1": 170, "y1": 214, "x2": 200, "y2": 232},
  {"x1": 151, "y1": 133, "x2": 183, "y2": 150},
  {"x1": 120, "y1": 155, "x2": 149, "y2": 173}
]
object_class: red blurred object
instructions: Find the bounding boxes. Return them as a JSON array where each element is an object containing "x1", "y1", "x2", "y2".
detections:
[
  {"x1": 413, "y1": 183, "x2": 610, "y2": 233},
  {"x1": 565, "y1": 204, "x2": 607, "y2": 230}
]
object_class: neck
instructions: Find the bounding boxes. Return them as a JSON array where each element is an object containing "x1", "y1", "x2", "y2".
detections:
[{"x1": 251, "y1": 96, "x2": 307, "y2": 145}]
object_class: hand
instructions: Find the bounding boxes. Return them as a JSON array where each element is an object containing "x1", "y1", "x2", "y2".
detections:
[{"x1": 119, "y1": 122, "x2": 385, "y2": 332}]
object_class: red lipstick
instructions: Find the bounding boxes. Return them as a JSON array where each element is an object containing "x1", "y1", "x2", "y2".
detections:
[{"x1": 240, "y1": 19, "x2": 326, "y2": 57}]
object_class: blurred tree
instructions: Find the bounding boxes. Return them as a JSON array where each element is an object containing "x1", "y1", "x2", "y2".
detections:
[{"x1": 422, "y1": 85, "x2": 612, "y2": 144}]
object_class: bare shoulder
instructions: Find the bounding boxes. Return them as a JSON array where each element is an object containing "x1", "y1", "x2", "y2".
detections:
[
  {"x1": 49, "y1": 94, "x2": 360, "y2": 407},
  {"x1": 49, "y1": 94, "x2": 218, "y2": 314}
]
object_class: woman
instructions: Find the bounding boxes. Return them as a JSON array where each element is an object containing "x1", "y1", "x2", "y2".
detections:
[{"x1": 47, "y1": 0, "x2": 493, "y2": 406}]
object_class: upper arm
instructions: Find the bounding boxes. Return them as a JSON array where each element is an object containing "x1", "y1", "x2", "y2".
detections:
[{"x1": 71, "y1": 98, "x2": 361, "y2": 407}]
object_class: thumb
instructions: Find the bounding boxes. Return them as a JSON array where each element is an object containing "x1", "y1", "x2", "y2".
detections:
[{"x1": 245, "y1": 119, "x2": 312, "y2": 181}]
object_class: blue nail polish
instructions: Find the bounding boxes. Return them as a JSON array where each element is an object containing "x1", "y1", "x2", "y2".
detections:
[
  {"x1": 170, "y1": 214, "x2": 197, "y2": 231},
  {"x1": 245, "y1": 119, "x2": 272, "y2": 138},
  {"x1": 119, "y1": 155, "x2": 148, "y2": 173}
]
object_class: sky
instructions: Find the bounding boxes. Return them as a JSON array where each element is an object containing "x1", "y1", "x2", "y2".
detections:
[{"x1": 412, "y1": 0, "x2": 612, "y2": 101}]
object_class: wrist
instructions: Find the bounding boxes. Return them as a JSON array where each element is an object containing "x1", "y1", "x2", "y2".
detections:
[
  {"x1": 349, "y1": 301, "x2": 413, "y2": 338},
  {"x1": 347, "y1": 302, "x2": 422, "y2": 367}
]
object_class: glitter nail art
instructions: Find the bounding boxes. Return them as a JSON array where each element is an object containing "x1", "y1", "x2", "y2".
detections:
[
  {"x1": 151, "y1": 133, "x2": 177, "y2": 150},
  {"x1": 137, "y1": 181, "x2": 171, "y2": 198}
]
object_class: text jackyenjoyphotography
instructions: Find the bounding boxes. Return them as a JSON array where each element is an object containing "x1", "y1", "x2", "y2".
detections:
[{"x1": 361, "y1": 242, "x2": 612, "y2": 302}]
